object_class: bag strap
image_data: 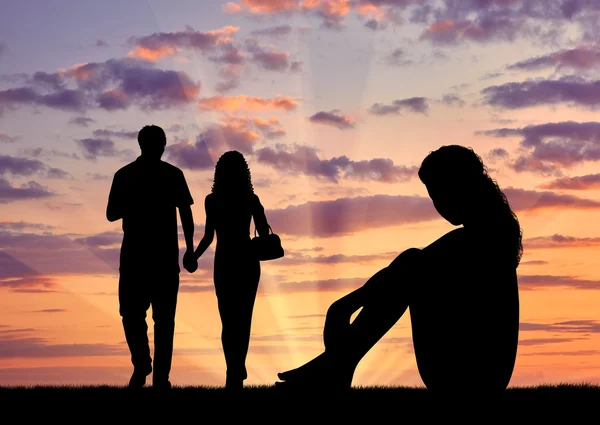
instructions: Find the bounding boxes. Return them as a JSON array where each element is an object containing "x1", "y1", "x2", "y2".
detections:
[{"x1": 254, "y1": 224, "x2": 273, "y2": 237}]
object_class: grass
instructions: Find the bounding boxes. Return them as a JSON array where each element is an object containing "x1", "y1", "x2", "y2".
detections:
[{"x1": 1, "y1": 383, "x2": 598, "y2": 418}]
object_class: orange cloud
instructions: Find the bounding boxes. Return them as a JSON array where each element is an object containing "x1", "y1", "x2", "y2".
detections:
[
  {"x1": 198, "y1": 95, "x2": 299, "y2": 112},
  {"x1": 128, "y1": 46, "x2": 176, "y2": 61},
  {"x1": 320, "y1": 0, "x2": 351, "y2": 18},
  {"x1": 425, "y1": 19, "x2": 456, "y2": 34},
  {"x1": 241, "y1": 0, "x2": 299, "y2": 14}
]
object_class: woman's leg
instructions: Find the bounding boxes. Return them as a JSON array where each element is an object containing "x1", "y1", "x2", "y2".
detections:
[{"x1": 278, "y1": 248, "x2": 421, "y2": 387}]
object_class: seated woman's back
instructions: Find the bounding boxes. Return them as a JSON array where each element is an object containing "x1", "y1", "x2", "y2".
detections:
[{"x1": 412, "y1": 227, "x2": 519, "y2": 392}]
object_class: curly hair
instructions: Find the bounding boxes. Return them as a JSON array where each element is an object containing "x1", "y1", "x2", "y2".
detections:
[
  {"x1": 418, "y1": 145, "x2": 523, "y2": 267},
  {"x1": 211, "y1": 151, "x2": 255, "y2": 195}
]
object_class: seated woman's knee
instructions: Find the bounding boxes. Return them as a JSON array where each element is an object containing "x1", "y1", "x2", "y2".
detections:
[{"x1": 389, "y1": 248, "x2": 422, "y2": 273}]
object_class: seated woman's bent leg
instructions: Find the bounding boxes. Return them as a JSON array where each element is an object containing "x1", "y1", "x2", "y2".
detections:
[{"x1": 277, "y1": 248, "x2": 422, "y2": 388}]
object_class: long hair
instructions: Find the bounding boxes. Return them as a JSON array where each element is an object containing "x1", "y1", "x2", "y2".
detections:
[
  {"x1": 211, "y1": 151, "x2": 254, "y2": 195},
  {"x1": 418, "y1": 145, "x2": 523, "y2": 267}
]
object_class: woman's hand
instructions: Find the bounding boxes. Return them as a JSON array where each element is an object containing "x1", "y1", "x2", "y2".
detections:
[{"x1": 183, "y1": 249, "x2": 198, "y2": 273}]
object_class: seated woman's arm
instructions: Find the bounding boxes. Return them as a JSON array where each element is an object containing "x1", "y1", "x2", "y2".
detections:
[{"x1": 252, "y1": 193, "x2": 270, "y2": 237}]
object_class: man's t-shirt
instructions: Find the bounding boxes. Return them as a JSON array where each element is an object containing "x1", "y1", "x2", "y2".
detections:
[{"x1": 108, "y1": 157, "x2": 194, "y2": 274}]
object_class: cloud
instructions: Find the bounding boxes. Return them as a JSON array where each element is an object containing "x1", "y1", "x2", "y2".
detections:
[
  {"x1": 31, "y1": 309, "x2": 68, "y2": 313},
  {"x1": 368, "y1": 97, "x2": 428, "y2": 116},
  {"x1": 503, "y1": 187, "x2": 600, "y2": 211},
  {"x1": 0, "y1": 58, "x2": 201, "y2": 116},
  {"x1": 287, "y1": 314, "x2": 326, "y2": 319},
  {"x1": 0, "y1": 178, "x2": 55, "y2": 203},
  {"x1": 0, "y1": 221, "x2": 56, "y2": 232},
  {"x1": 261, "y1": 193, "x2": 438, "y2": 237},
  {"x1": 198, "y1": 95, "x2": 299, "y2": 112},
  {"x1": 251, "y1": 25, "x2": 293, "y2": 37},
  {"x1": 92, "y1": 129, "x2": 137, "y2": 139},
  {"x1": 255, "y1": 144, "x2": 419, "y2": 184},
  {"x1": 518, "y1": 338, "x2": 583, "y2": 346},
  {"x1": 166, "y1": 115, "x2": 284, "y2": 168},
  {"x1": 420, "y1": 15, "x2": 523, "y2": 45},
  {"x1": 128, "y1": 26, "x2": 239, "y2": 61},
  {"x1": 506, "y1": 46, "x2": 600, "y2": 71},
  {"x1": 69, "y1": 116, "x2": 95, "y2": 127},
  {"x1": 260, "y1": 276, "x2": 368, "y2": 294},
  {"x1": 523, "y1": 234, "x2": 600, "y2": 250},
  {"x1": 0, "y1": 133, "x2": 19, "y2": 144},
  {"x1": 308, "y1": 110, "x2": 355, "y2": 129},
  {"x1": 520, "y1": 320, "x2": 600, "y2": 333},
  {"x1": 19, "y1": 148, "x2": 79, "y2": 161},
  {"x1": 518, "y1": 274, "x2": 600, "y2": 290},
  {"x1": 275, "y1": 250, "x2": 398, "y2": 266},
  {"x1": 385, "y1": 48, "x2": 415, "y2": 66},
  {"x1": 441, "y1": 93, "x2": 466, "y2": 107},
  {"x1": 540, "y1": 173, "x2": 600, "y2": 190},
  {"x1": 480, "y1": 121, "x2": 600, "y2": 174},
  {"x1": 481, "y1": 77, "x2": 600, "y2": 110},
  {"x1": 95, "y1": 40, "x2": 109, "y2": 48},
  {"x1": 76, "y1": 138, "x2": 135, "y2": 161},
  {"x1": 0, "y1": 330, "x2": 128, "y2": 358}
]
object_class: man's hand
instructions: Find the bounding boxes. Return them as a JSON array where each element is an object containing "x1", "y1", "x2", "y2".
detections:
[{"x1": 183, "y1": 249, "x2": 198, "y2": 273}]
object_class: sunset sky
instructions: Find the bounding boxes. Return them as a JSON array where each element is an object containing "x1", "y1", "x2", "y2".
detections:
[{"x1": 2, "y1": 0, "x2": 600, "y2": 387}]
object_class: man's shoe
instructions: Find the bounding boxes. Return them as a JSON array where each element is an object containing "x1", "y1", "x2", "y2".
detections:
[{"x1": 128, "y1": 366, "x2": 152, "y2": 388}]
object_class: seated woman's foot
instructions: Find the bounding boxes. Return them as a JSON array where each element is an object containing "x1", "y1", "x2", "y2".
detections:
[{"x1": 277, "y1": 352, "x2": 354, "y2": 390}]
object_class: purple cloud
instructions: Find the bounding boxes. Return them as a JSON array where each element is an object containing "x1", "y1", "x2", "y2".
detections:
[
  {"x1": 0, "y1": 133, "x2": 19, "y2": 144},
  {"x1": 540, "y1": 173, "x2": 600, "y2": 190},
  {"x1": 503, "y1": 187, "x2": 600, "y2": 211},
  {"x1": 254, "y1": 144, "x2": 418, "y2": 183},
  {"x1": 251, "y1": 25, "x2": 293, "y2": 37},
  {"x1": 481, "y1": 77, "x2": 600, "y2": 110},
  {"x1": 524, "y1": 234, "x2": 600, "y2": 249},
  {"x1": 441, "y1": 93, "x2": 466, "y2": 107},
  {"x1": 507, "y1": 46, "x2": 600, "y2": 71},
  {"x1": 518, "y1": 274, "x2": 600, "y2": 290},
  {"x1": 308, "y1": 110, "x2": 355, "y2": 130},
  {"x1": 0, "y1": 177, "x2": 56, "y2": 204},
  {"x1": 275, "y1": 250, "x2": 398, "y2": 267},
  {"x1": 0, "y1": 58, "x2": 201, "y2": 116},
  {"x1": 244, "y1": 38, "x2": 294, "y2": 72},
  {"x1": 0, "y1": 330, "x2": 127, "y2": 358},
  {"x1": 166, "y1": 116, "x2": 283, "y2": 169},
  {"x1": 368, "y1": 97, "x2": 428, "y2": 115},
  {"x1": 0, "y1": 155, "x2": 70, "y2": 183},
  {"x1": 385, "y1": 48, "x2": 415, "y2": 66},
  {"x1": 76, "y1": 138, "x2": 135, "y2": 161},
  {"x1": 92, "y1": 129, "x2": 137, "y2": 139},
  {"x1": 481, "y1": 121, "x2": 600, "y2": 174},
  {"x1": 69, "y1": 116, "x2": 95, "y2": 127},
  {"x1": 95, "y1": 40, "x2": 109, "y2": 48}
]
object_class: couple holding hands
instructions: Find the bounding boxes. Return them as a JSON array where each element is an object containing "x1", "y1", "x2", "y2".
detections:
[{"x1": 108, "y1": 125, "x2": 520, "y2": 394}]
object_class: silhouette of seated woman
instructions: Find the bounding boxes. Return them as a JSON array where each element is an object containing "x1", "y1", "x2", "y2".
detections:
[{"x1": 276, "y1": 145, "x2": 521, "y2": 393}]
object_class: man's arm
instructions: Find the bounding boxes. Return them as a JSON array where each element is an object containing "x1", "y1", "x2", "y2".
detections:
[
  {"x1": 179, "y1": 204, "x2": 195, "y2": 252},
  {"x1": 106, "y1": 172, "x2": 124, "y2": 222}
]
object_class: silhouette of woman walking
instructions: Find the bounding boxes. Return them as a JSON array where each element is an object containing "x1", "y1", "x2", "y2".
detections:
[
  {"x1": 193, "y1": 151, "x2": 270, "y2": 390},
  {"x1": 277, "y1": 145, "x2": 521, "y2": 394}
]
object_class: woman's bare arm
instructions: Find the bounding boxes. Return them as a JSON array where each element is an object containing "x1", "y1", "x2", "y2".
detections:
[{"x1": 195, "y1": 195, "x2": 215, "y2": 259}]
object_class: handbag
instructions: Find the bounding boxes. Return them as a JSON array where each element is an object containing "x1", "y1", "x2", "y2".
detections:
[{"x1": 251, "y1": 225, "x2": 284, "y2": 261}]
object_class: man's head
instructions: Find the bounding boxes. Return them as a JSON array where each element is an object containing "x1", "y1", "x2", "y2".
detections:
[{"x1": 138, "y1": 125, "x2": 166, "y2": 160}]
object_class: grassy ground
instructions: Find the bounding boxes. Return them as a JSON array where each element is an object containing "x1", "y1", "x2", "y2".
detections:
[{"x1": 1, "y1": 384, "x2": 598, "y2": 419}]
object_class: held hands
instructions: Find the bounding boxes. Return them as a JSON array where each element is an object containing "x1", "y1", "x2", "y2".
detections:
[{"x1": 183, "y1": 249, "x2": 198, "y2": 273}]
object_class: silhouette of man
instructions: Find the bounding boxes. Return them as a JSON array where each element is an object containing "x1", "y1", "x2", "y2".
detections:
[{"x1": 107, "y1": 125, "x2": 196, "y2": 389}]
